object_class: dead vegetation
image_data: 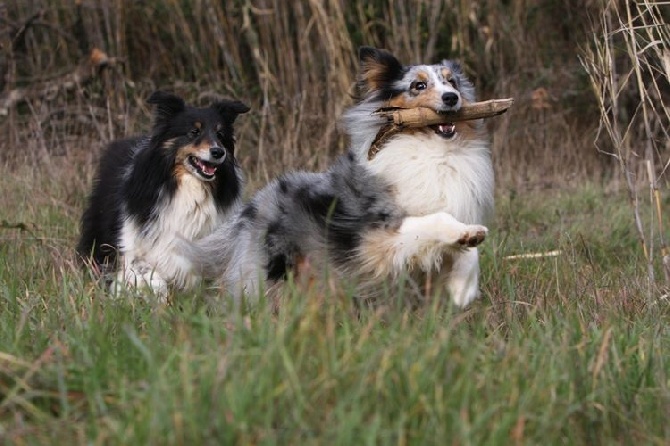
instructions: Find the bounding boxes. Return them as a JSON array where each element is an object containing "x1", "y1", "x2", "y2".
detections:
[
  {"x1": 2, "y1": 0, "x2": 607, "y2": 183},
  {"x1": 581, "y1": 0, "x2": 670, "y2": 290}
]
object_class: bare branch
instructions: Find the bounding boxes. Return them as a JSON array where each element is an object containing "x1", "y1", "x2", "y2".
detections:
[
  {"x1": 374, "y1": 98, "x2": 514, "y2": 127},
  {"x1": 0, "y1": 48, "x2": 124, "y2": 115}
]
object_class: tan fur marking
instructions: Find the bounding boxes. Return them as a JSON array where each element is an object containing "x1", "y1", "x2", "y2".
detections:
[
  {"x1": 386, "y1": 90, "x2": 442, "y2": 109},
  {"x1": 174, "y1": 143, "x2": 195, "y2": 165},
  {"x1": 162, "y1": 138, "x2": 177, "y2": 150},
  {"x1": 194, "y1": 121, "x2": 202, "y2": 129},
  {"x1": 361, "y1": 60, "x2": 388, "y2": 93},
  {"x1": 441, "y1": 68, "x2": 452, "y2": 80},
  {"x1": 357, "y1": 227, "x2": 460, "y2": 300},
  {"x1": 357, "y1": 228, "x2": 409, "y2": 279},
  {"x1": 175, "y1": 141, "x2": 213, "y2": 163},
  {"x1": 174, "y1": 142, "x2": 194, "y2": 182},
  {"x1": 174, "y1": 164, "x2": 189, "y2": 181},
  {"x1": 174, "y1": 141, "x2": 221, "y2": 185}
]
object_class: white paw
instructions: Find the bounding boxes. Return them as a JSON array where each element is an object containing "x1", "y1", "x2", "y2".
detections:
[
  {"x1": 113, "y1": 266, "x2": 169, "y2": 303},
  {"x1": 432, "y1": 213, "x2": 487, "y2": 247},
  {"x1": 450, "y1": 284, "x2": 481, "y2": 307},
  {"x1": 453, "y1": 224, "x2": 488, "y2": 248}
]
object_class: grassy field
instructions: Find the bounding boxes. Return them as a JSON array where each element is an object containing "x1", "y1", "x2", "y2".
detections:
[
  {"x1": 1, "y1": 1, "x2": 669, "y2": 444},
  {"x1": 1, "y1": 162, "x2": 668, "y2": 445}
]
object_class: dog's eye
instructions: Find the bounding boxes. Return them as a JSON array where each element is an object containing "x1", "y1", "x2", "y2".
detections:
[
  {"x1": 411, "y1": 81, "x2": 427, "y2": 91},
  {"x1": 447, "y1": 78, "x2": 457, "y2": 87},
  {"x1": 189, "y1": 128, "x2": 200, "y2": 138},
  {"x1": 216, "y1": 131, "x2": 226, "y2": 141}
]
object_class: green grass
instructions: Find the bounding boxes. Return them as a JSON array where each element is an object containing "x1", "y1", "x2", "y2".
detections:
[{"x1": 1, "y1": 165, "x2": 669, "y2": 445}]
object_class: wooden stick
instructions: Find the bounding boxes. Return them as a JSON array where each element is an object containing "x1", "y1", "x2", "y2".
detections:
[{"x1": 375, "y1": 98, "x2": 514, "y2": 127}]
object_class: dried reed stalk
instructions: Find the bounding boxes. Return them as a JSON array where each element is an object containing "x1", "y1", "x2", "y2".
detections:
[
  {"x1": 580, "y1": 1, "x2": 670, "y2": 292},
  {"x1": 374, "y1": 98, "x2": 514, "y2": 127}
]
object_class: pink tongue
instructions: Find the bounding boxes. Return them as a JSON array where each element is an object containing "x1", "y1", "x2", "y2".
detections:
[
  {"x1": 195, "y1": 158, "x2": 217, "y2": 176},
  {"x1": 201, "y1": 163, "x2": 217, "y2": 176}
]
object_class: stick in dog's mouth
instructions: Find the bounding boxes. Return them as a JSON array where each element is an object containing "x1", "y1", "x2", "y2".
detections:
[
  {"x1": 367, "y1": 98, "x2": 514, "y2": 160},
  {"x1": 375, "y1": 98, "x2": 514, "y2": 128}
]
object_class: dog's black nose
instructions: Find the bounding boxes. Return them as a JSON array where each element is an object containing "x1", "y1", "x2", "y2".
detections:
[
  {"x1": 210, "y1": 146, "x2": 226, "y2": 160},
  {"x1": 442, "y1": 92, "x2": 459, "y2": 107}
]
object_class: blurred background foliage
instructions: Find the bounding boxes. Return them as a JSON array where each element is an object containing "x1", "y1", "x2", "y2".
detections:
[{"x1": 1, "y1": 0, "x2": 667, "y2": 188}]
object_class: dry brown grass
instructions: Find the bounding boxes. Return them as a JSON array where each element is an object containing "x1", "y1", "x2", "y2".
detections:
[
  {"x1": 2, "y1": 0, "x2": 607, "y2": 186},
  {"x1": 581, "y1": 0, "x2": 670, "y2": 290}
]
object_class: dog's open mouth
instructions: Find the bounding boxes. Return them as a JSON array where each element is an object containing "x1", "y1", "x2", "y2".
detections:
[
  {"x1": 188, "y1": 156, "x2": 219, "y2": 180},
  {"x1": 431, "y1": 123, "x2": 456, "y2": 139}
]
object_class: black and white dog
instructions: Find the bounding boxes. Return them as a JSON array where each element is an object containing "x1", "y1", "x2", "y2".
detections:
[
  {"x1": 181, "y1": 47, "x2": 494, "y2": 307},
  {"x1": 77, "y1": 91, "x2": 249, "y2": 299}
]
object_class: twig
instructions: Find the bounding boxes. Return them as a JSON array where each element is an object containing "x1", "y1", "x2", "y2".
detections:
[
  {"x1": 367, "y1": 98, "x2": 514, "y2": 160},
  {"x1": 504, "y1": 250, "x2": 562, "y2": 260},
  {"x1": 0, "y1": 48, "x2": 124, "y2": 115},
  {"x1": 374, "y1": 98, "x2": 514, "y2": 127},
  {"x1": 10, "y1": 9, "x2": 46, "y2": 53},
  {"x1": 1, "y1": 219, "x2": 36, "y2": 234}
]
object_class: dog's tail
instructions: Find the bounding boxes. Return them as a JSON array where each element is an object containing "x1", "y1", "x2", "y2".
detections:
[{"x1": 175, "y1": 225, "x2": 233, "y2": 280}]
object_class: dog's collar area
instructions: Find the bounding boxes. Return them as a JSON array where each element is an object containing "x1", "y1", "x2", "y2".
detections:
[{"x1": 368, "y1": 124, "x2": 403, "y2": 160}]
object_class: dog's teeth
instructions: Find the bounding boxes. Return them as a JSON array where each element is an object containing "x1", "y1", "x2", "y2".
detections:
[{"x1": 202, "y1": 165, "x2": 217, "y2": 175}]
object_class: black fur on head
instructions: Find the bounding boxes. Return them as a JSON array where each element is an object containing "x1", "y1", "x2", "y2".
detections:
[
  {"x1": 122, "y1": 91, "x2": 250, "y2": 226},
  {"x1": 146, "y1": 91, "x2": 249, "y2": 154},
  {"x1": 147, "y1": 90, "x2": 186, "y2": 125},
  {"x1": 210, "y1": 99, "x2": 251, "y2": 155}
]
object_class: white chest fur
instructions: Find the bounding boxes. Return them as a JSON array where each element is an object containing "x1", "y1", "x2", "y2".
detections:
[
  {"x1": 367, "y1": 133, "x2": 494, "y2": 224},
  {"x1": 120, "y1": 175, "x2": 224, "y2": 289}
]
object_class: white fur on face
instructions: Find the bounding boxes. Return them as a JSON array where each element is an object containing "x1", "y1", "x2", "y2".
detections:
[{"x1": 390, "y1": 65, "x2": 463, "y2": 111}]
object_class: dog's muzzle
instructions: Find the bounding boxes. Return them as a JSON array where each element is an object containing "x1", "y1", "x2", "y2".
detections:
[{"x1": 187, "y1": 147, "x2": 226, "y2": 181}]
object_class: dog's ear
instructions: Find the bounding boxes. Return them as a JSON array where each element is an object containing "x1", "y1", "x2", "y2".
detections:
[
  {"x1": 147, "y1": 91, "x2": 186, "y2": 121},
  {"x1": 357, "y1": 46, "x2": 404, "y2": 97},
  {"x1": 213, "y1": 99, "x2": 250, "y2": 123}
]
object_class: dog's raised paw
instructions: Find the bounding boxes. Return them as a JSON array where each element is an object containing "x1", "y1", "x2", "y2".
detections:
[{"x1": 456, "y1": 225, "x2": 488, "y2": 247}]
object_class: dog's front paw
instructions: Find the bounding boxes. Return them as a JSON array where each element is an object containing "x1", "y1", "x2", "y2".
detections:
[
  {"x1": 455, "y1": 225, "x2": 488, "y2": 248},
  {"x1": 115, "y1": 263, "x2": 170, "y2": 303}
]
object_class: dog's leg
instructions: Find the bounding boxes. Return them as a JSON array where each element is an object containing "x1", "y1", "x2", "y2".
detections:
[
  {"x1": 112, "y1": 256, "x2": 169, "y2": 303},
  {"x1": 358, "y1": 212, "x2": 486, "y2": 306},
  {"x1": 398, "y1": 213, "x2": 487, "y2": 249},
  {"x1": 444, "y1": 247, "x2": 481, "y2": 307},
  {"x1": 397, "y1": 214, "x2": 485, "y2": 306},
  {"x1": 359, "y1": 212, "x2": 487, "y2": 280}
]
